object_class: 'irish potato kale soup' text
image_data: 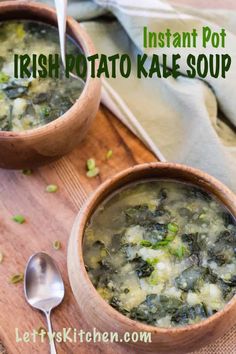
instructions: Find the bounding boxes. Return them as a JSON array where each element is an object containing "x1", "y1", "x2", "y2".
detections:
[
  {"x1": 0, "y1": 21, "x2": 84, "y2": 131},
  {"x1": 84, "y1": 181, "x2": 236, "y2": 328}
]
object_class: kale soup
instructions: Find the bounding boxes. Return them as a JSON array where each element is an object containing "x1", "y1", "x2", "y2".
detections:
[
  {"x1": 0, "y1": 20, "x2": 84, "y2": 131},
  {"x1": 83, "y1": 180, "x2": 236, "y2": 328}
]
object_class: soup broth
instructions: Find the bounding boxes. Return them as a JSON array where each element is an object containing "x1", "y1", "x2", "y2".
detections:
[
  {"x1": 84, "y1": 180, "x2": 236, "y2": 328},
  {"x1": 0, "y1": 20, "x2": 84, "y2": 131}
]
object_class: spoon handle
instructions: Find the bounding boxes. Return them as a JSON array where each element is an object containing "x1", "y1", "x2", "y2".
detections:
[
  {"x1": 45, "y1": 311, "x2": 57, "y2": 354},
  {"x1": 54, "y1": 0, "x2": 84, "y2": 82},
  {"x1": 54, "y1": 0, "x2": 67, "y2": 68}
]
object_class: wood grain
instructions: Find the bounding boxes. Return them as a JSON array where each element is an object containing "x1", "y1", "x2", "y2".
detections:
[{"x1": 0, "y1": 105, "x2": 156, "y2": 354}]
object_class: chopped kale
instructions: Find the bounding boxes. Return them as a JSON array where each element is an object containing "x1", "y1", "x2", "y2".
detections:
[
  {"x1": 109, "y1": 296, "x2": 129, "y2": 315},
  {"x1": 222, "y1": 275, "x2": 236, "y2": 287},
  {"x1": 218, "y1": 279, "x2": 233, "y2": 299},
  {"x1": 124, "y1": 204, "x2": 155, "y2": 226},
  {"x1": 143, "y1": 223, "x2": 168, "y2": 244},
  {"x1": 2, "y1": 79, "x2": 29, "y2": 99},
  {"x1": 207, "y1": 249, "x2": 228, "y2": 266},
  {"x1": 178, "y1": 207, "x2": 192, "y2": 217},
  {"x1": 171, "y1": 303, "x2": 207, "y2": 325},
  {"x1": 175, "y1": 266, "x2": 206, "y2": 291},
  {"x1": 110, "y1": 233, "x2": 123, "y2": 252},
  {"x1": 121, "y1": 242, "x2": 138, "y2": 261},
  {"x1": 32, "y1": 92, "x2": 50, "y2": 104},
  {"x1": 132, "y1": 256, "x2": 155, "y2": 278},
  {"x1": 187, "y1": 187, "x2": 212, "y2": 202},
  {"x1": 204, "y1": 267, "x2": 218, "y2": 283},
  {"x1": 181, "y1": 233, "x2": 204, "y2": 256},
  {"x1": 93, "y1": 240, "x2": 106, "y2": 248},
  {"x1": 98, "y1": 258, "x2": 112, "y2": 271},
  {"x1": 130, "y1": 294, "x2": 182, "y2": 324},
  {"x1": 159, "y1": 188, "x2": 168, "y2": 201},
  {"x1": 217, "y1": 229, "x2": 236, "y2": 246},
  {"x1": 222, "y1": 212, "x2": 235, "y2": 227}
]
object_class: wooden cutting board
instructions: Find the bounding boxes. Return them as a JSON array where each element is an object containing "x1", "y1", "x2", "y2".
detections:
[
  {"x1": 0, "y1": 108, "x2": 235, "y2": 354},
  {"x1": 0, "y1": 106, "x2": 156, "y2": 354}
]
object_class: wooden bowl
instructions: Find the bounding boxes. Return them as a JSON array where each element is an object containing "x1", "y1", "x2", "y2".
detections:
[
  {"x1": 68, "y1": 162, "x2": 236, "y2": 354},
  {"x1": 0, "y1": 1, "x2": 101, "y2": 169}
]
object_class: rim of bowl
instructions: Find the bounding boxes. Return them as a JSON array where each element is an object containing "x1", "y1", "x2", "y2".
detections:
[
  {"x1": 0, "y1": 0, "x2": 99, "y2": 138},
  {"x1": 73, "y1": 162, "x2": 236, "y2": 334}
]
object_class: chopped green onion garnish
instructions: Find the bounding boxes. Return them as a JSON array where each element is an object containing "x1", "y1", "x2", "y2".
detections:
[
  {"x1": 86, "y1": 167, "x2": 100, "y2": 178},
  {"x1": 46, "y1": 184, "x2": 58, "y2": 193},
  {"x1": 22, "y1": 169, "x2": 32, "y2": 176},
  {"x1": 10, "y1": 273, "x2": 24, "y2": 284},
  {"x1": 106, "y1": 150, "x2": 113, "y2": 159},
  {"x1": 12, "y1": 214, "x2": 25, "y2": 224},
  {"x1": 0, "y1": 252, "x2": 3, "y2": 264},
  {"x1": 166, "y1": 234, "x2": 175, "y2": 242},
  {"x1": 53, "y1": 240, "x2": 61, "y2": 250},
  {"x1": 172, "y1": 245, "x2": 187, "y2": 259},
  {"x1": 87, "y1": 158, "x2": 96, "y2": 171},
  {"x1": 146, "y1": 257, "x2": 159, "y2": 265},
  {"x1": 152, "y1": 240, "x2": 170, "y2": 249},
  {"x1": 140, "y1": 240, "x2": 152, "y2": 247},
  {"x1": 167, "y1": 222, "x2": 179, "y2": 234},
  {"x1": 86, "y1": 158, "x2": 100, "y2": 178}
]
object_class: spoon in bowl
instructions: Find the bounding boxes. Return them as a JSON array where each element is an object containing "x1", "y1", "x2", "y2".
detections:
[
  {"x1": 24, "y1": 252, "x2": 65, "y2": 354},
  {"x1": 54, "y1": 0, "x2": 84, "y2": 82}
]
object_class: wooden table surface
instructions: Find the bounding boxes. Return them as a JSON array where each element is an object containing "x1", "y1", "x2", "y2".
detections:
[{"x1": 0, "y1": 106, "x2": 156, "y2": 354}]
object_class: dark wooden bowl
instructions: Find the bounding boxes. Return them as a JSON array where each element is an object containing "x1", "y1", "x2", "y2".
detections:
[
  {"x1": 68, "y1": 162, "x2": 236, "y2": 354},
  {"x1": 0, "y1": 1, "x2": 101, "y2": 169}
]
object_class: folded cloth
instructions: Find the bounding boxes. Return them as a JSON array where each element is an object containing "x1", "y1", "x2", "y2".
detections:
[{"x1": 40, "y1": 0, "x2": 236, "y2": 192}]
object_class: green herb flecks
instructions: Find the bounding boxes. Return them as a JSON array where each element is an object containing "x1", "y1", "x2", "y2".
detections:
[
  {"x1": 87, "y1": 158, "x2": 96, "y2": 171},
  {"x1": 167, "y1": 223, "x2": 179, "y2": 234},
  {"x1": 106, "y1": 149, "x2": 113, "y2": 159},
  {"x1": 87, "y1": 168, "x2": 100, "y2": 178},
  {"x1": 53, "y1": 240, "x2": 61, "y2": 250},
  {"x1": 12, "y1": 214, "x2": 25, "y2": 224},
  {"x1": 10, "y1": 272, "x2": 24, "y2": 284},
  {"x1": 140, "y1": 240, "x2": 153, "y2": 247},
  {"x1": 46, "y1": 184, "x2": 58, "y2": 193},
  {"x1": 86, "y1": 158, "x2": 100, "y2": 178},
  {"x1": 146, "y1": 258, "x2": 159, "y2": 266}
]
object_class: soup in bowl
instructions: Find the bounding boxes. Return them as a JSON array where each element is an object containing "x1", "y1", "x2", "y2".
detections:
[
  {"x1": 68, "y1": 163, "x2": 236, "y2": 353},
  {"x1": 0, "y1": 1, "x2": 101, "y2": 168},
  {"x1": 84, "y1": 179, "x2": 236, "y2": 328},
  {"x1": 0, "y1": 20, "x2": 84, "y2": 132}
]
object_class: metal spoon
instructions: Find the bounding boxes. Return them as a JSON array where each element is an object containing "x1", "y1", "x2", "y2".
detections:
[
  {"x1": 54, "y1": 0, "x2": 83, "y2": 81},
  {"x1": 24, "y1": 252, "x2": 65, "y2": 354}
]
